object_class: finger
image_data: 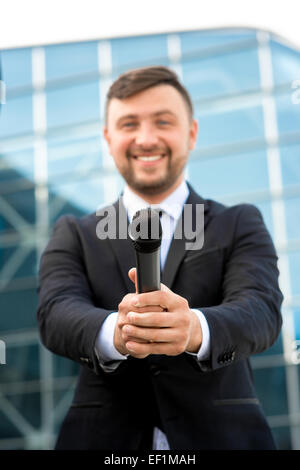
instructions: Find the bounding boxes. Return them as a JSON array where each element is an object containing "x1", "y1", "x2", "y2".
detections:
[
  {"x1": 130, "y1": 305, "x2": 164, "y2": 314},
  {"x1": 127, "y1": 311, "x2": 174, "y2": 328},
  {"x1": 125, "y1": 340, "x2": 181, "y2": 356},
  {"x1": 123, "y1": 324, "x2": 177, "y2": 343},
  {"x1": 118, "y1": 292, "x2": 139, "y2": 314},
  {"x1": 122, "y1": 334, "x2": 149, "y2": 344},
  {"x1": 131, "y1": 290, "x2": 171, "y2": 310}
]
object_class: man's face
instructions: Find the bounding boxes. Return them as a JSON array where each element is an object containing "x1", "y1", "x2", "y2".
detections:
[{"x1": 104, "y1": 84, "x2": 198, "y2": 197}]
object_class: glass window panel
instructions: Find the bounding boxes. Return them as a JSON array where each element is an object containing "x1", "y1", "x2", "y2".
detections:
[
  {"x1": 289, "y1": 251, "x2": 300, "y2": 297},
  {"x1": 195, "y1": 106, "x2": 264, "y2": 149},
  {"x1": 0, "y1": 410, "x2": 22, "y2": 439},
  {"x1": 1, "y1": 48, "x2": 32, "y2": 90},
  {"x1": 46, "y1": 81, "x2": 100, "y2": 129},
  {"x1": 48, "y1": 194, "x2": 86, "y2": 224},
  {"x1": 271, "y1": 426, "x2": 291, "y2": 450},
  {"x1": 45, "y1": 41, "x2": 98, "y2": 82},
  {"x1": 180, "y1": 29, "x2": 257, "y2": 54},
  {"x1": 188, "y1": 150, "x2": 269, "y2": 200},
  {"x1": 7, "y1": 393, "x2": 41, "y2": 429},
  {"x1": 111, "y1": 34, "x2": 168, "y2": 71},
  {"x1": 293, "y1": 309, "x2": 300, "y2": 342},
  {"x1": 182, "y1": 47, "x2": 260, "y2": 100},
  {"x1": 275, "y1": 92, "x2": 300, "y2": 135},
  {"x1": 49, "y1": 178, "x2": 106, "y2": 220},
  {"x1": 0, "y1": 289, "x2": 38, "y2": 331},
  {"x1": 280, "y1": 145, "x2": 300, "y2": 187},
  {"x1": 284, "y1": 197, "x2": 300, "y2": 241},
  {"x1": 53, "y1": 355, "x2": 79, "y2": 379},
  {"x1": 253, "y1": 366, "x2": 288, "y2": 416},
  {"x1": 2, "y1": 189, "x2": 35, "y2": 226},
  {"x1": 0, "y1": 95, "x2": 33, "y2": 139},
  {"x1": 0, "y1": 343, "x2": 40, "y2": 383},
  {"x1": 0, "y1": 148, "x2": 34, "y2": 183},
  {"x1": 271, "y1": 40, "x2": 300, "y2": 86},
  {"x1": 0, "y1": 245, "x2": 37, "y2": 281},
  {"x1": 47, "y1": 136, "x2": 103, "y2": 181},
  {"x1": 0, "y1": 216, "x2": 15, "y2": 233}
]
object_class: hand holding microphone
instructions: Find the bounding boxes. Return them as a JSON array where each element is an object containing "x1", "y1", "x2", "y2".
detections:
[{"x1": 114, "y1": 208, "x2": 202, "y2": 358}]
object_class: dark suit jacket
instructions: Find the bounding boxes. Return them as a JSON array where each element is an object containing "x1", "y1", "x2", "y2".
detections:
[{"x1": 37, "y1": 184, "x2": 283, "y2": 450}]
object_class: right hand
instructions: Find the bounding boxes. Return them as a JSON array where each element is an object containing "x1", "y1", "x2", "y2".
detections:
[{"x1": 114, "y1": 268, "x2": 164, "y2": 358}]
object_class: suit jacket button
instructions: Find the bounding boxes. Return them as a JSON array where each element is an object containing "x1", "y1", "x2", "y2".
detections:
[{"x1": 80, "y1": 357, "x2": 91, "y2": 365}]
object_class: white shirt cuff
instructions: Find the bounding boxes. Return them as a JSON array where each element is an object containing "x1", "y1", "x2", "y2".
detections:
[
  {"x1": 95, "y1": 309, "x2": 210, "y2": 365},
  {"x1": 94, "y1": 312, "x2": 129, "y2": 363},
  {"x1": 187, "y1": 309, "x2": 211, "y2": 361}
]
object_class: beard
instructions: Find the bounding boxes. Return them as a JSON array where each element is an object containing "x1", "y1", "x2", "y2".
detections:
[{"x1": 117, "y1": 147, "x2": 188, "y2": 196}]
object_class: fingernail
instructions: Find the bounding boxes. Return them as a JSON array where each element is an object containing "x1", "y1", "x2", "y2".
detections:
[{"x1": 132, "y1": 297, "x2": 139, "y2": 306}]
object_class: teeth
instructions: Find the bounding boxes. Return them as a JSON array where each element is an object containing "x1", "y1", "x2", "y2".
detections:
[{"x1": 136, "y1": 155, "x2": 162, "y2": 161}]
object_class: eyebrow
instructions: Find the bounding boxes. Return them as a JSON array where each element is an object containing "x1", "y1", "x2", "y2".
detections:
[{"x1": 116, "y1": 110, "x2": 177, "y2": 125}]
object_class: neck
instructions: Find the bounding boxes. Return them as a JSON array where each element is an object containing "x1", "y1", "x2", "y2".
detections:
[{"x1": 128, "y1": 176, "x2": 184, "y2": 204}]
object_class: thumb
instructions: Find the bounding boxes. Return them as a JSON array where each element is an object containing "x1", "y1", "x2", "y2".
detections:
[{"x1": 128, "y1": 267, "x2": 137, "y2": 292}]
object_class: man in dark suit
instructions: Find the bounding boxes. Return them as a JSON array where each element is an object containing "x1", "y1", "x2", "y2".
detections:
[{"x1": 37, "y1": 66, "x2": 283, "y2": 450}]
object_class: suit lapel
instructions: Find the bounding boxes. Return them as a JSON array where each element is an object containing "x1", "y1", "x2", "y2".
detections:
[
  {"x1": 162, "y1": 184, "x2": 209, "y2": 289},
  {"x1": 105, "y1": 197, "x2": 136, "y2": 293}
]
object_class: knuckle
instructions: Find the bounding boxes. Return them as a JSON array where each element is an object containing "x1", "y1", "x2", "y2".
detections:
[
  {"x1": 154, "y1": 312, "x2": 163, "y2": 325},
  {"x1": 181, "y1": 297, "x2": 189, "y2": 309},
  {"x1": 182, "y1": 315, "x2": 190, "y2": 328},
  {"x1": 173, "y1": 345, "x2": 183, "y2": 356},
  {"x1": 150, "y1": 331, "x2": 159, "y2": 342},
  {"x1": 178, "y1": 333, "x2": 187, "y2": 348},
  {"x1": 158, "y1": 291, "x2": 167, "y2": 304}
]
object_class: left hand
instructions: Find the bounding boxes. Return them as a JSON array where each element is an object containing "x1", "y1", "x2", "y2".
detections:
[{"x1": 121, "y1": 268, "x2": 202, "y2": 357}]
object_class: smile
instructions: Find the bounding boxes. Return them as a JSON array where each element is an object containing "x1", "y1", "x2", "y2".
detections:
[{"x1": 133, "y1": 154, "x2": 166, "y2": 162}]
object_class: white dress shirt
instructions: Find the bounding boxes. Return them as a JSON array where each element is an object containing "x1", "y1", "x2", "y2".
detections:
[{"x1": 94, "y1": 180, "x2": 211, "y2": 449}]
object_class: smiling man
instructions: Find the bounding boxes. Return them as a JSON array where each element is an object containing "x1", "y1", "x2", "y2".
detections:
[
  {"x1": 104, "y1": 77, "x2": 197, "y2": 200},
  {"x1": 37, "y1": 66, "x2": 283, "y2": 450}
]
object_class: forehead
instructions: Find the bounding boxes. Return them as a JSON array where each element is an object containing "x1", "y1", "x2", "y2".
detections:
[{"x1": 106, "y1": 84, "x2": 189, "y2": 124}]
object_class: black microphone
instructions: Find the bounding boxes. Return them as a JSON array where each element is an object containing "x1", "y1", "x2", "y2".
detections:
[{"x1": 128, "y1": 208, "x2": 162, "y2": 293}]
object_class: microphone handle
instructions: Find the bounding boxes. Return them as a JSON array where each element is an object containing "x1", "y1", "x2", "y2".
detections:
[{"x1": 135, "y1": 249, "x2": 161, "y2": 293}]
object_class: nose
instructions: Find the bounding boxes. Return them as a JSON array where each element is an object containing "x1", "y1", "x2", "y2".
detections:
[{"x1": 134, "y1": 122, "x2": 159, "y2": 148}]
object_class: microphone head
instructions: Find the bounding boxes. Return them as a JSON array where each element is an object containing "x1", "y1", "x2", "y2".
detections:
[{"x1": 129, "y1": 208, "x2": 162, "y2": 253}]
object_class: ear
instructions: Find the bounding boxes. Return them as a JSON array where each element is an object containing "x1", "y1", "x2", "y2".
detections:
[
  {"x1": 103, "y1": 126, "x2": 110, "y2": 146},
  {"x1": 189, "y1": 119, "x2": 198, "y2": 151}
]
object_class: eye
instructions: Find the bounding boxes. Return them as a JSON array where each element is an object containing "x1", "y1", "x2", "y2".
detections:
[
  {"x1": 122, "y1": 121, "x2": 137, "y2": 128},
  {"x1": 157, "y1": 119, "x2": 170, "y2": 126}
]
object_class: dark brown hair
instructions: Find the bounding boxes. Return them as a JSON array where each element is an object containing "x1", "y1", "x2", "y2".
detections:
[{"x1": 105, "y1": 66, "x2": 194, "y2": 122}]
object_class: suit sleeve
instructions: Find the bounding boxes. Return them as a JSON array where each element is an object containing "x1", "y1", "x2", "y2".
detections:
[
  {"x1": 36, "y1": 215, "x2": 114, "y2": 375},
  {"x1": 199, "y1": 204, "x2": 283, "y2": 371}
]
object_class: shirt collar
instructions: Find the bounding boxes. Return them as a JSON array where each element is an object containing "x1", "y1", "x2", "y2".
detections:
[{"x1": 122, "y1": 180, "x2": 189, "y2": 222}]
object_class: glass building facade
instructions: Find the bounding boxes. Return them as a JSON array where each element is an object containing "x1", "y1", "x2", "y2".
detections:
[{"x1": 0, "y1": 28, "x2": 300, "y2": 450}]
